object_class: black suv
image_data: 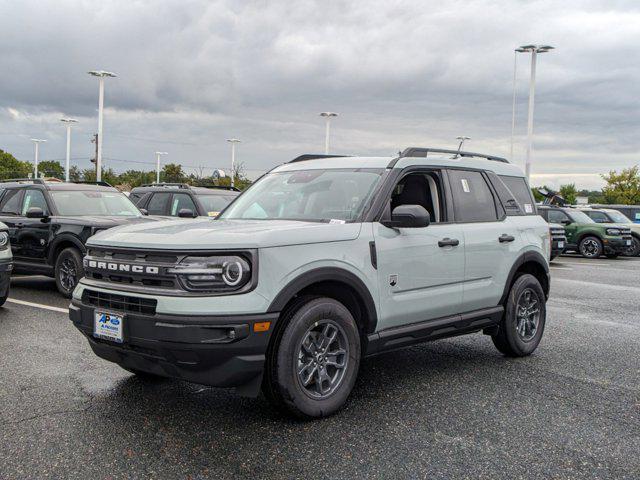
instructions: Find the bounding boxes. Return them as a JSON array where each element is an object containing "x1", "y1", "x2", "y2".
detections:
[
  {"x1": 130, "y1": 183, "x2": 239, "y2": 218},
  {"x1": 0, "y1": 179, "x2": 158, "y2": 296}
]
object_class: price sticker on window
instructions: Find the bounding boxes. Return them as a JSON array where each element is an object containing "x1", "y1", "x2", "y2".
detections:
[{"x1": 461, "y1": 179, "x2": 471, "y2": 193}]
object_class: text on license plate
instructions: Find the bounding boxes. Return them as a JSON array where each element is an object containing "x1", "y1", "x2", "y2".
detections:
[
  {"x1": 94, "y1": 311, "x2": 124, "y2": 343},
  {"x1": 558, "y1": 241, "x2": 564, "y2": 248},
  {"x1": 626, "y1": 240, "x2": 631, "y2": 246}
]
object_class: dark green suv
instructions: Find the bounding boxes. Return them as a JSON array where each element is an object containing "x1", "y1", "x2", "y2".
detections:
[{"x1": 538, "y1": 206, "x2": 632, "y2": 259}]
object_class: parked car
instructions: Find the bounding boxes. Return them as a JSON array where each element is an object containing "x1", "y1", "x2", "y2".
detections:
[
  {"x1": 549, "y1": 223, "x2": 567, "y2": 261},
  {"x1": 578, "y1": 207, "x2": 640, "y2": 257},
  {"x1": 589, "y1": 204, "x2": 640, "y2": 224},
  {"x1": 538, "y1": 205, "x2": 632, "y2": 259},
  {"x1": 0, "y1": 221, "x2": 12, "y2": 306},
  {"x1": 129, "y1": 183, "x2": 240, "y2": 218},
  {"x1": 0, "y1": 179, "x2": 159, "y2": 297},
  {"x1": 70, "y1": 148, "x2": 550, "y2": 418}
]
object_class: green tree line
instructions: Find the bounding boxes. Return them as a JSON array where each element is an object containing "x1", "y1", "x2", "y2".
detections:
[{"x1": 0, "y1": 149, "x2": 252, "y2": 190}]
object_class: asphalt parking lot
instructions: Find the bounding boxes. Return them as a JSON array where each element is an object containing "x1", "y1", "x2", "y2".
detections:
[{"x1": 1, "y1": 256, "x2": 639, "y2": 480}]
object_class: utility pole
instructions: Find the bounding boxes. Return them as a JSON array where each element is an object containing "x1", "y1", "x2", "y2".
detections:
[
  {"x1": 87, "y1": 70, "x2": 117, "y2": 181},
  {"x1": 61, "y1": 118, "x2": 78, "y2": 182},
  {"x1": 90, "y1": 134, "x2": 99, "y2": 177},
  {"x1": 155, "y1": 151, "x2": 168, "y2": 184},
  {"x1": 30, "y1": 139, "x2": 46, "y2": 178}
]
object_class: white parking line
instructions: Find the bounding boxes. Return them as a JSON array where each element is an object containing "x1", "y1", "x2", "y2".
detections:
[{"x1": 6, "y1": 298, "x2": 68, "y2": 314}]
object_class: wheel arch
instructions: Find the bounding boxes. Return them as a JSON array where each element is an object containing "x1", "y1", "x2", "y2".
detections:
[
  {"x1": 499, "y1": 251, "x2": 550, "y2": 305},
  {"x1": 47, "y1": 235, "x2": 86, "y2": 266}
]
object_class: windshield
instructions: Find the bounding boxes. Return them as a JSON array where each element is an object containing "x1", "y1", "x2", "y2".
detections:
[
  {"x1": 567, "y1": 209, "x2": 595, "y2": 224},
  {"x1": 219, "y1": 169, "x2": 384, "y2": 222},
  {"x1": 197, "y1": 193, "x2": 238, "y2": 217},
  {"x1": 606, "y1": 210, "x2": 631, "y2": 223},
  {"x1": 51, "y1": 191, "x2": 141, "y2": 216}
]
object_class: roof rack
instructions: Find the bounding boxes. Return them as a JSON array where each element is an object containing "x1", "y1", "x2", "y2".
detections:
[
  {"x1": 72, "y1": 181, "x2": 114, "y2": 187},
  {"x1": 140, "y1": 183, "x2": 190, "y2": 189},
  {"x1": 0, "y1": 178, "x2": 46, "y2": 184},
  {"x1": 401, "y1": 147, "x2": 508, "y2": 163},
  {"x1": 289, "y1": 154, "x2": 349, "y2": 163}
]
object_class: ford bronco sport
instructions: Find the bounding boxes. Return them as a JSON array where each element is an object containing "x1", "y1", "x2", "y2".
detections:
[{"x1": 70, "y1": 148, "x2": 551, "y2": 418}]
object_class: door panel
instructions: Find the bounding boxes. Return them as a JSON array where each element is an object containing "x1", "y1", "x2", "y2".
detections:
[
  {"x1": 373, "y1": 223, "x2": 465, "y2": 329},
  {"x1": 17, "y1": 189, "x2": 52, "y2": 262}
]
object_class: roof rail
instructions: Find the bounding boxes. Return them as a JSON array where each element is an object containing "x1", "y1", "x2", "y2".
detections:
[
  {"x1": 72, "y1": 181, "x2": 114, "y2": 187},
  {"x1": 140, "y1": 183, "x2": 190, "y2": 189},
  {"x1": 0, "y1": 178, "x2": 46, "y2": 184},
  {"x1": 400, "y1": 147, "x2": 508, "y2": 163},
  {"x1": 288, "y1": 154, "x2": 349, "y2": 163},
  {"x1": 198, "y1": 185, "x2": 240, "y2": 192}
]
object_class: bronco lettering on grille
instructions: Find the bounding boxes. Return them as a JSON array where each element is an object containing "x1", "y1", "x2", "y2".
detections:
[{"x1": 87, "y1": 260, "x2": 159, "y2": 275}]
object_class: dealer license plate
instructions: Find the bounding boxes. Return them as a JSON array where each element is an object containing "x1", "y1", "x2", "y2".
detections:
[
  {"x1": 94, "y1": 311, "x2": 124, "y2": 343},
  {"x1": 558, "y1": 241, "x2": 564, "y2": 249},
  {"x1": 626, "y1": 240, "x2": 632, "y2": 246}
]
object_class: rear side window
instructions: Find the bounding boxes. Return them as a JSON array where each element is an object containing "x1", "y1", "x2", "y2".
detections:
[
  {"x1": 146, "y1": 193, "x2": 171, "y2": 215},
  {"x1": 499, "y1": 175, "x2": 536, "y2": 215},
  {"x1": 448, "y1": 170, "x2": 499, "y2": 222},
  {"x1": 0, "y1": 189, "x2": 24, "y2": 215},
  {"x1": 584, "y1": 211, "x2": 609, "y2": 223}
]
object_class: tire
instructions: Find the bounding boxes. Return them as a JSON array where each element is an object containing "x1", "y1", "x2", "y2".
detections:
[
  {"x1": 624, "y1": 236, "x2": 640, "y2": 257},
  {"x1": 578, "y1": 236, "x2": 603, "y2": 259},
  {"x1": 492, "y1": 274, "x2": 546, "y2": 357},
  {"x1": 605, "y1": 253, "x2": 619, "y2": 259},
  {"x1": 121, "y1": 366, "x2": 166, "y2": 381},
  {"x1": 263, "y1": 296, "x2": 361, "y2": 419},
  {"x1": 54, "y1": 247, "x2": 85, "y2": 298},
  {"x1": 0, "y1": 293, "x2": 7, "y2": 307}
]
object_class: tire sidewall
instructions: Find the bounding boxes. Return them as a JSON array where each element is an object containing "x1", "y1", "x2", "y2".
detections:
[
  {"x1": 579, "y1": 236, "x2": 602, "y2": 259},
  {"x1": 55, "y1": 247, "x2": 84, "y2": 297},
  {"x1": 502, "y1": 274, "x2": 546, "y2": 356},
  {"x1": 275, "y1": 297, "x2": 361, "y2": 418}
]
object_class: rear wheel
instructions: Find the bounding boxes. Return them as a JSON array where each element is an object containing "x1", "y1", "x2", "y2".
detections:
[
  {"x1": 55, "y1": 247, "x2": 84, "y2": 298},
  {"x1": 578, "y1": 236, "x2": 602, "y2": 259},
  {"x1": 263, "y1": 296, "x2": 361, "y2": 419},
  {"x1": 624, "y1": 236, "x2": 640, "y2": 257},
  {"x1": 492, "y1": 274, "x2": 546, "y2": 357}
]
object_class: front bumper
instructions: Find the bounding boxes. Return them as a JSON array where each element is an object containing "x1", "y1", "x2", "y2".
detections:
[
  {"x1": 550, "y1": 236, "x2": 567, "y2": 258},
  {"x1": 0, "y1": 259, "x2": 12, "y2": 298},
  {"x1": 603, "y1": 236, "x2": 633, "y2": 254},
  {"x1": 69, "y1": 299, "x2": 278, "y2": 395}
]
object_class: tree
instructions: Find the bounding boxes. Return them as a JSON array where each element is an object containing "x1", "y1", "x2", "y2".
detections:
[
  {"x1": 38, "y1": 160, "x2": 65, "y2": 180},
  {"x1": 559, "y1": 183, "x2": 578, "y2": 205},
  {"x1": 0, "y1": 149, "x2": 32, "y2": 179},
  {"x1": 162, "y1": 163, "x2": 185, "y2": 183},
  {"x1": 601, "y1": 166, "x2": 640, "y2": 205}
]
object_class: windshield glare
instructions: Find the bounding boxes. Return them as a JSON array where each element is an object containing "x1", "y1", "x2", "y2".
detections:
[
  {"x1": 568, "y1": 209, "x2": 595, "y2": 224},
  {"x1": 219, "y1": 169, "x2": 384, "y2": 222},
  {"x1": 606, "y1": 210, "x2": 631, "y2": 223},
  {"x1": 51, "y1": 191, "x2": 141, "y2": 216}
]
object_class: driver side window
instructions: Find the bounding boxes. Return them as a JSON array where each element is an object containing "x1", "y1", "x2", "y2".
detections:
[
  {"x1": 386, "y1": 171, "x2": 445, "y2": 223},
  {"x1": 548, "y1": 210, "x2": 570, "y2": 224},
  {"x1": 22, "y1": 189, "x2": 49, "y2": 216}
]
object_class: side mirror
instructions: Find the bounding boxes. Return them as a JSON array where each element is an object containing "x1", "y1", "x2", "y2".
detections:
[
  {"x1": 139, "y1": 208, "x2": 148, "y2": 216},
  {"x1": 178, "y1": 208, "x2": 196, "y2": 218},
  {"x1": 561, "y1": 219, "x2": 572, "y2": 226},
  {"x1": 26, "y1": 207, "x2": 46, "y2": 219},
  {"x1": 382, "y1": 205, "x2": 430, "y2": 229}
]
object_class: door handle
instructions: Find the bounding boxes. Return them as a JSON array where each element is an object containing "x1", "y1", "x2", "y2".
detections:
[
  {"x1": 499, "y1": 234, "x2": 515, "y2": 243},
  {"x1": 438, "y1": 238, "x2": 460, "y2": 247}
]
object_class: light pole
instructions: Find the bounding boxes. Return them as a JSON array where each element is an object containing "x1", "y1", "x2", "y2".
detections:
[
  {"x1": 88, "y1": 70, "x2": 117, "y2": 181},
  {"x1": 60, "y1": 118, "x2": 78, "y2": 182},
  {"x1": 155, "y1": 151, "x2": 168, "y2": 183},
  {"x1": 319, "y1": 112, "x2": 338, "y2": 154},
  {"x1": 226, "y1": 139, "x2": 241, "y2": 188},
  {"x1": 30, "y1": 138, "x2": 47, "y2": 179},
  {"x1": 515, "y1": 45, "x2": 554, "y2": 180}
]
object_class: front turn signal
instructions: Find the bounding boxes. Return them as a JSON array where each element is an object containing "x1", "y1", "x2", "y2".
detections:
[{"x1": 253, "y1": 322, "x2": 271, "y2": 332}]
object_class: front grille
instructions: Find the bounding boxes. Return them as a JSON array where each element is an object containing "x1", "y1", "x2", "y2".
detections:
[{"x1": 83, "y1": 289, "x2": 157, "y2": 315}]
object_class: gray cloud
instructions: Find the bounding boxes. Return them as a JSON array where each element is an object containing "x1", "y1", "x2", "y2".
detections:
[{"x1": 0, "y1": 0, "x2": 638, "y2": 188}]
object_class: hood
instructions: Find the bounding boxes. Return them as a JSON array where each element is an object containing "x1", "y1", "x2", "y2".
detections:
[
  {"x1": 54, "y1": 215, "x2": 161, "y2": 228},
  {"x1": 88, "y1": 218, "x2": 363, "y2": 250}
]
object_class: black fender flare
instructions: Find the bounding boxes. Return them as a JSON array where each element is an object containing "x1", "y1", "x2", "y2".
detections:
[
  {"x1": 267, "y1": 267, "x2": 379, "y2": 333},
  {"x1": 499, "y1": 250, "x2": 550, "y2": 305},
  {"x1": 47, "y1": 235, "x2": 86, "y2": 266}
]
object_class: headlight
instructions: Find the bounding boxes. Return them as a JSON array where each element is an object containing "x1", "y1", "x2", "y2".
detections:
[
  {"x1": 0, "y1": 232, "x2": 9, "y2": 249},
  {"x1": 606, "y1": 228, "x2": 621, "y2": 236},
  {"x1": 167, "y1": 255, "x2": 252, "y2": 293}
]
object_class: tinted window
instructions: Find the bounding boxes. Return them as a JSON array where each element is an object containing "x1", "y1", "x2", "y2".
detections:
[
  {"x1": 50, "y1": 191, "x2": 141, "y2": 216},
  {"x1": 129, "y1": 192, "x2": 144, "y2": 205},
  {"x1": 499, "y1": 175, "x2": 536, "y2": 215},
  {"x1": 170, "y1": 193, "x2": 197, "y2": 216},
  {"x1": 197, "y1": 194, "x2": 237, "y2": 217},
  {"x1": 146, "y1": 193, "x2": 171, "y2": 215},
  {"x1": 448, "y1": 170, "x2": 498, "y2": 222},
  {"x1": 547, "y1": 209, "x2": 570, "y2": 224},
  {"x1": 585, "y1": 211, "x2": 609, "y2": 223},
  {"x1": 22, "y1": 189, "x2": 49, "y2": 215},
  {"x1": 0, "y1": 190, "x2": 24, "y2": 215}
]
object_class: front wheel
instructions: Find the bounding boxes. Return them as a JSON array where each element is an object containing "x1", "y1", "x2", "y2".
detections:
[
  {"x1": 492, "y1": 274, "x2": 546, "y2": 357},
  {"x1": 55, "y1": 247, "x2": 85, "y2": 298},
  {"x1": 263, "y1": 296, "x2": 361, "y2": 419},
  {"x1": 578, "y1": 236, "x2": 603, "y2": 259}
]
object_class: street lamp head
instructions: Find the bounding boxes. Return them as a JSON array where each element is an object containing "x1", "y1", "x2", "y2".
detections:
[
  {"x1": 319, "y1": 112, "x2": 338, "y2": 118},
  {"x1": 155, "y1": 151, "x2": 168, "y2": 156},
  {"x1": 30, "y1": 138, "x2": 47, "y2": 143},
  {"x1": 88, "y1": 70, "x2": 117, "y2": 78},
  {"x1": 60, "y1": 117, "x2": 78, "y2": 124},
  {"x1": 517, "y1": 44, "x2": 555, "y2": 53},
  {"x1": 226, "y1": 138, "x2": 241, "y2": 144},
  {"x1": 456, "y1": 136, "x2": 471, "y2": 141}
]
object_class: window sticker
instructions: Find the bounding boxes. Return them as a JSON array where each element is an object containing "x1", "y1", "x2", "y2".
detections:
[
  {"x1": 524, "y1": 203, "x2": 533, "y2": 213},
  {"x1": 461, "y1": 179, "x2": 470, "y2": 193},
  {"x1": 635, "y1": 213, "x2": 640, "y2": 220},
  {"x1": 329, "y1": 219, "x2": 346, "y2": 224}
]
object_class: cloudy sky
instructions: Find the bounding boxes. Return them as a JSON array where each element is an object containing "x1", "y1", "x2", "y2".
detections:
[{"x1": 0, "y1": 0, "x2": 638, "y2": 188}]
